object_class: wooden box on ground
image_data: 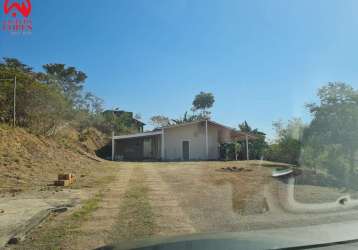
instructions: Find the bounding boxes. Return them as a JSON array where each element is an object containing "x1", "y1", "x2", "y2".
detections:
[
  {"x1": 54, "y1": 173, "x2": 76, "y2": 186},
  {"x1": 54, "y1": 180, "x2": 71, "y2": 187}
]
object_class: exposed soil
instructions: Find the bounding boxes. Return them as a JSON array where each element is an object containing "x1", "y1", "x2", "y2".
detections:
[
  {"x1": 5, "y1": 161, "x2": 358, "y2": 250},
  {"x1": 0, "y1": 125, "x2": 118, "y2": 249},
  {"x1": 73, "y1": 167, "x2": 133, "y2": 249},
  {"x1": 0, "y1": 126, "x2": 109, "y2": 196}
]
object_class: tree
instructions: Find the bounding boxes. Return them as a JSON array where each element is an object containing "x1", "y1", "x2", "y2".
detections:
[
  {"x1": 273, "y1": 118, "x2": 305, "y2": 141},
  {"x1": 238, "y1": 121, "x2": 268, "y2": 160},
  {"x1": 0, "y1": 57, "x2": 33, "y2": 72},
  {"x1": 150, "y1": 115, "x2": 171, "y2": 128},
  {"x1": 99, "y1": 110, "x2": 137, "y2": 135},
  {"x1": 42, "y1": 64, "x2": 87, "y2": 106},
  {"x1": 170, "y1": 92, "x2": 216, "y2": 125},
  {"x1": 192, "y1": 92, "x2": 215, "y2": 118},
  {"x1": 172, "y1": 111, "x2": 199, "y2": 124},
  {"x1": 266, "y1": 137, "x2": 301, "y2": 165},
  {"x1": 220, "y1": 143, "x2": 235, "y2": 161},
  {"x1": 25, "y1": 83, "x2": 71, "y2": 136},
  {"x1": 239, "y1": 121, "x2": 252, "y2": 132},
  {"x1": 301, "y1": 82, "x2": 358, "y2": 184},
  {"x1": 83, "y1": 92, "x2": 103, "y2": 114},
  {"x1": 264, "y1": 119, "x2": 305, "y2": 165},
  {"x1": 218, "y1": 121, "x2": 267, "y2": 161},
  {"x1": 0, "y1": 59, "x2": 71, "y2": 135},
  {"x1": 0, "y1": 58, "x2": 114, "y2": 136}
]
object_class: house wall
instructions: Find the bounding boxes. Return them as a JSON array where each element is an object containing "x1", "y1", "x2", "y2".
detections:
[
  {"x1": 164, "y1": 122, "x2": 206, "y2": 160},
  {"x1": 163, "y1": 122, "x2": 221, "y2": 161},
  {"x1": 112, "y1": 121, "x2": 237, "y2": 161}
]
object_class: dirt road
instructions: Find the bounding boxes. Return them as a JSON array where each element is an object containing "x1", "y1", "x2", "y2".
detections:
[{"x1": 8, "y1": 161, "x2": 358, "y2": 250}]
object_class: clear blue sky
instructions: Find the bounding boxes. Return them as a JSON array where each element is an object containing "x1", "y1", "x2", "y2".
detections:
[{"x1": 1, "y1": 0, "x2": 358, "y2": 138}]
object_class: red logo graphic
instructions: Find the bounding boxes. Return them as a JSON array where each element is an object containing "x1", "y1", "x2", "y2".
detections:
[
  {"x1": 4, "y1": 0, "x2": 31, "y2": 17},
  {"x1": 2, "y1": 0, "x2": 32, "y2": 33}
]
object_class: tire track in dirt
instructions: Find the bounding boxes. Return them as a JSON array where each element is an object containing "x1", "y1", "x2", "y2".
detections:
[
  {"x1": 155, "y1": 166, "x2": 244, "y2": 233},
  {"x1": 72, "y1": 166, "x2": 133, "y2": 250},
  {"x1": 142, "y1": 167, "x2": 196, "y2": 236}
]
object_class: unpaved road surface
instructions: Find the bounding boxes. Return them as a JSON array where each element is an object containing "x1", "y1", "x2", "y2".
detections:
[
  {"x1": 0, "y1": 188, "x2": 93, "y2": 248},
  {"x1": 7, "y1": 161, "x2": 358, "y2": 250},
  {"x1": 71, "y1": 167, "x2": 133, "y2": 249}
]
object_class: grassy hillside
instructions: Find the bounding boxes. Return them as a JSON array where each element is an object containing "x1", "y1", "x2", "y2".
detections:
[{"x1": 0, "y1": 125, "x2": 110, "y2": 194}]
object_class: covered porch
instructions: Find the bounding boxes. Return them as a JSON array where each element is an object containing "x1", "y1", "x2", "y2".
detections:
[
  {"x1": 210, "y1": 121, "x2": 258, "y2": 161},
  {"x1": 112, "y1": 131, "x2": 162, "y2": 161}
]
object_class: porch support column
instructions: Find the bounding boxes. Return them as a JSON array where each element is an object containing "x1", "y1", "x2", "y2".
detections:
[
  {"x1": 246, "y1": 134, "x2": 249, "y2": 161},
  {"x1": 161, "y1": 129, "x2": 165, "y2": 160},
  {"x1": 112, "y1": 132, "x2": 115, "y2": 161},
  {"x1": 205, "y1": 120, "x2": 209, "y2": 159}
]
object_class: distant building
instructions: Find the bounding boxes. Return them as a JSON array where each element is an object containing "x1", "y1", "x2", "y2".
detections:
[
  {"x1": 112, "y1": 119, "x2": 256, "y2": 161},
  {"x1": 103, "y1": 110, "x2": 145, "y2": 133}
]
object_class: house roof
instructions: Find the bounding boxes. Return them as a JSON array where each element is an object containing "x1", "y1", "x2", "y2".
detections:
[
  {"x1": 113, "y1": 119, "x2": 258, "y2": 140},
  {"x1": 161, "y1": 119, "x2": 258, "y2": 140},
  {"x1": 132, "y1": 118, "x2": 146, "y2": 126},
  {"x1": 113, "y1": 130, "x2": 162, "y2": 140}
]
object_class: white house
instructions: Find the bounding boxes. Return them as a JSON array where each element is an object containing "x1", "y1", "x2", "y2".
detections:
[{"x1": 112, "y1": 119, "x2": 255, "y2": 161}]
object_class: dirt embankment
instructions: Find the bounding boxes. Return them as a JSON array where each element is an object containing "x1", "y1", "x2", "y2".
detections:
[{"x1": 0, "y1": 125, "x2": 110, "y2": 195}]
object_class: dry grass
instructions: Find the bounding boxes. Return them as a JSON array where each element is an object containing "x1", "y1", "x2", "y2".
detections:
[
  {"x1": 201, "y1": 162, "x2": 271, "y2": 214},
  {"x1": 110, "y1": 167, "x2": 155, "y2": 242},
  {"x1": 71, "y1": 192, "x2": 104, "y2": 220},
  {"x1": 8, "y1": 166, "x2": 155, "y2": 250},
  {"x1": 154, "y1": 161, "x2": 273, "y2": 216},
  {"x1": 0, "y1": 126, "x2": 110, "y2": 195},
  {"x1": 10, "y1": 191, "x2": 105, "y2": 250}
]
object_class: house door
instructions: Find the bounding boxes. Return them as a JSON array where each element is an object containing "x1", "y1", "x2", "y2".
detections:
[{"x1": 182, "y1": 141, "x2": 190, "y2": 161}]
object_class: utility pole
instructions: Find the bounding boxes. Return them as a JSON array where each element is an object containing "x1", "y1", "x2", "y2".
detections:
[
  {"x1": 13, "y1": 76, "x2": 16, "y2": 127},
  {"x1": 112, "y1": 131, "x2": 115, "y2": 161},
  {"x1": 246, "y1": 134, "x2": 249, "y2": 161},
  {"x1": 0, "y1": 77, "x2": 17, "y2": 127}
]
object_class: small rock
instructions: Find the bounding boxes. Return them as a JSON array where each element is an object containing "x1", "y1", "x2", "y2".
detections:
[
  {"x1": 52, "y1": 207, "x2": 68, "y2": 213},
  {"x1": 339, "y1": 198, "x2": 348, "y2": 205},
  {"x1": 8, "y1": 237, "x2": 19, "y2": 245},
  {"x1": 0, "y1": 209, "x2": 4, "y2": 213}
]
